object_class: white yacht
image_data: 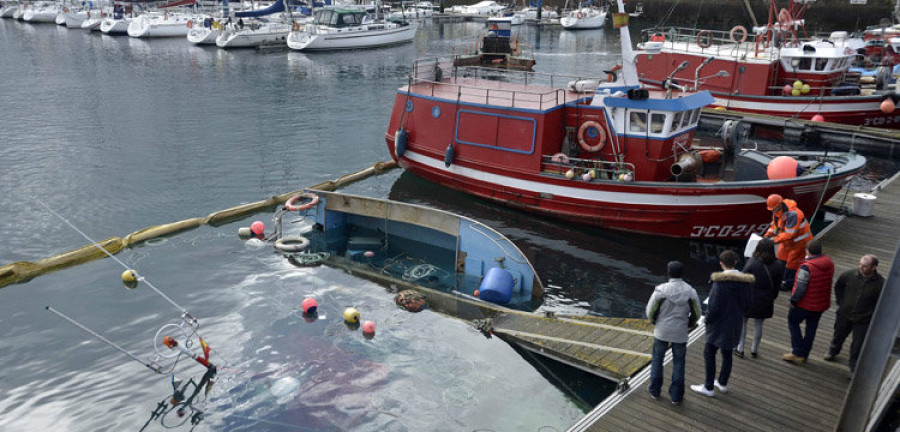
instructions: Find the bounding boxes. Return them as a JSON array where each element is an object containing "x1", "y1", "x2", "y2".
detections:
[
  {"x1": 81, "y1": 8, "x2": 106, "y2": 30},
  {"x1": 559, "y1": 5, "x2": 607, "y2": 29},
  {"x1": 63, "y1": 8, "x2": 92, "y2": 29},
  {"x1": 23, "y1": 1, "x2": 60, "y2": 23},
  {"x1": 186, "y1": 16, "x2": 220, "y2": 44},
  {"x1": 286, "y1": 7, "x2": 416, "y2": 51},
  {"x1": 0, "y1": 1, "x2": 21, "y2": 18},
  {"x1": 458, "y1": 0, "x2": 505, "y2": 16},
  {"x1": 128, "y1": 10, "x2": 198, "y2": 38},
  {"x1": 514, "y1": 6, "x2": 558, "y2": 20},
  {"x1": 217, "y1": 19, "x2": 291, "y2": 48}
]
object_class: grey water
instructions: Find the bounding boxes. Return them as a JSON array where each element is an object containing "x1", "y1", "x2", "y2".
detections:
[{"x1": 0, "y1": 18, "x2": 895, "y2": 432}]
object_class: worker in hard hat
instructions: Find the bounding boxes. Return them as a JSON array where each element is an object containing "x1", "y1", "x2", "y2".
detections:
[{"x1": 764, "y1": 194, "x2": 813, "y2": 292}]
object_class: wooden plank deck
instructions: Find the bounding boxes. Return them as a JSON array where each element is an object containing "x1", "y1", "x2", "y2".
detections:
[{"x1": 570, "y1": 172, "x2": 900, "y2": 431}]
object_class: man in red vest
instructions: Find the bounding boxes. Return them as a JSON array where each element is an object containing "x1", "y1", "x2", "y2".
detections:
[
  {"x1": 783, "y1": 239, "x2": 834, "y2": 363},
  {"x1": 764, "y1": 194, "x2": 813, "y2": 292}
]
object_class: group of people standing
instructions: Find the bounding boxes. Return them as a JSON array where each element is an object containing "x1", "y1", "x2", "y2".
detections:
[{"x1": 644, "y1": 194, "x2": 886, "y2": 404}]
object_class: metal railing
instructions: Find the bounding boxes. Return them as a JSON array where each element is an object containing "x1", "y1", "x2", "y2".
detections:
[
  {"x1": 641, "y1": 27, "x2": 780, "y2": 60},
  {"x1": 540, "y1": 154, "x2": 634, "y2": 180},
  {"x1": 410, "y1": 58, "x2": 604, "y2": 110}
]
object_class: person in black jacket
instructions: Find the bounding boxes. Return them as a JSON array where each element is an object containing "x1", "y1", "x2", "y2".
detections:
[
  {"x1": 736, "y1": 238, "x2": 783, "y2": 358},
  {"x1": 823, "y1": 254, "x2": 885, "y2": 372}
]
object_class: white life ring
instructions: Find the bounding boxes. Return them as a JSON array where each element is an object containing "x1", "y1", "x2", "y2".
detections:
[
  {"x1": 578, "y1": 121, "x2": 606, "y2": 152},
  {"x1": 284, "y1": 192, "x2": 320, "y2": 212},
  {"x1": 729, "y1": 25, "x2": 747, "y2": 43},
  {"x1": 576, "y1": 11, "x2": 583, "y2": 19},
  {"x1": 275, "y1": 236, "x2": 310, "y2": 253}
]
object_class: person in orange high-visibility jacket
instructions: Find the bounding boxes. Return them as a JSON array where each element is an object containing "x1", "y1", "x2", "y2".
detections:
[{"x1": 764, "y1": 194, "x2": 813, "y2": 292}]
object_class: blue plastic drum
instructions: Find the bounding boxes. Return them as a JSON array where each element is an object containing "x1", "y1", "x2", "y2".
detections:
[{"x1": 479, "y1": 268, "x2": 514, "y2": 304}]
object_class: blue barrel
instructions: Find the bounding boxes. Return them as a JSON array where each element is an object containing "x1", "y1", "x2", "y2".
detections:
[{"x1": 479, "y1": 268, "x2": 514, "y2": 304}]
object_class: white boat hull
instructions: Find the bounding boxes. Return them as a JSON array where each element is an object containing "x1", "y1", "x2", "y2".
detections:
[
  {"x1": 0, "y1": 5, "x2": 19, "y2": 18},
  {"x1": 23, "y1": 5, "x2": 59, "y2": 23},
  {"x1": 100, "y1": 17, "x2": 130, "y2": 34},
  {"x1": 560, "y1": 8, "x2": 606, "y2": 29},
  {"x1": 187, "y1": 26, "x2": 219, "y2": 45},
  {"x1": 81, "y1": 16, "x2": 103, "y2": 30},
  {"x1": 286, "y1": 22, "x2": 416, "y2": 51},
  {"x1": 54, "y1": 11, "x2": 65, "y2": 25},
  {"x1": 216, "y1": 22, "x2": 290, "y2": 48},
  {"x1": 63, "y1": 10, "x2": 89, "y2": 29},
  {"x1": 128, "y1": 12, "x2": 195, "y2": 38}
]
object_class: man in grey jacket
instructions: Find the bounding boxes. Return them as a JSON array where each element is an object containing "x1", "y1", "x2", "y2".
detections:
[{"x1": 646, "y1": 261, "x2": 702, "y2": 405}]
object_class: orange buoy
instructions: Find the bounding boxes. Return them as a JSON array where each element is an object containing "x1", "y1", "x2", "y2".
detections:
[
  {"x1": 698, "y1": 149, "x2": 722, "y2": 163},
  {"x1": 767, "y1": 156, "x2": 800, "y2": 180},
  {"x1": 881, "y1": 98, "x2": 896, "y2": 113}
]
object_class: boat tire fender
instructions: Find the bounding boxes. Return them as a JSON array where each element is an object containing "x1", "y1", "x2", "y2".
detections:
[
  {"x1": 730, "y1": 25, "x2": 747, "y2": 43},
  {"x1": 697, "y1": 30, "x2": 712, "y2": 49},
  {"x1": 284, "y1": 192, "x2": 320, "y2": 212},
  {"x1": 578, "y1": 121, "x2": 606, "y2": 152},
  {"x1": 275, "y1": 236, "x2": 311, "y2": 253}
]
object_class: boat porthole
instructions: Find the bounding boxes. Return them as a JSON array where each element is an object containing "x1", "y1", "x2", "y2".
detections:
[
  {"x1": 405, "y1": 100, "x2": 414, "y2": 112},
  {"x1": 432, "y1": 106, "x2": 441, "y2": 118}
]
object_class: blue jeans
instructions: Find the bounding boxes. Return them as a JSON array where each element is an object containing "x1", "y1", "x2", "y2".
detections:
[
  {"x1": 703, "y1": 341, "x2": 733, "y2": 390},
  {"x1": 648, "y1": 338, "x2": 687, "y2": 403},
  {"x1": 788, "y1": 306, "x2": 822, "y2": 358}
]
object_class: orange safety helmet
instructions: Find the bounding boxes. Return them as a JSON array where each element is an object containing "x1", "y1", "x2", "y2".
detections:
[{"x1": 766, "y1": 194, "x2": 783, "y2": 211}]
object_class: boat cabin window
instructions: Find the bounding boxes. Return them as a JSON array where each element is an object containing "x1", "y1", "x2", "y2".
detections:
[
  {"x1": 670, "y1": 111, "x2": 683, "y2": 133},
  {"x1": 791, "y1": 57, "x2": 813, "y2": 71},
  {"x1": 650, "y1": 113, "x2": 666, "y2": 134},
  {"x1": 815, "y1": 57, "x2": 828, "y2": 71},
  {"x1": 689, "y1": 108, "x2": 701, "y2": 125},
  {"x1": 342, "y1": 12, "x2": 362, "y2": 26},
  {"x1": 629, "y1": 111, "x2": 648, "y2": 133}
]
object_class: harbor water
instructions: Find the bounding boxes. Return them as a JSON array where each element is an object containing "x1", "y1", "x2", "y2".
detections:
[{"x1": 0, "y1": 18, "x2": 895, "y2": 431}]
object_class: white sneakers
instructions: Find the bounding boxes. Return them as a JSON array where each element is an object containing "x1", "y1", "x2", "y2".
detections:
[
  {"x1": 714, "y1": 380, "x2": 728, "y2": 393},
  {"x1": 691, "y1": 380, "x2": 728, "y2": 397},
  {"x1": 690, "y1": 384, "x2": 715, "y2": 397}
]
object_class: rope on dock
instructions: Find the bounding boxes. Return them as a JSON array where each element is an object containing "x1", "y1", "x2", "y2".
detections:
[{"x1": 0, "y1": 161, "x2": 398, "y2": 290}]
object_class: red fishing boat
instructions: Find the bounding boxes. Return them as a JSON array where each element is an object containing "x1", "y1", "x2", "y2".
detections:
[
  {"x1": 383, "y1": 0, "x2": 865, "y2": 239},
  {"x1": 635, "y1": 0, "x2": 900, "y2": 129}
]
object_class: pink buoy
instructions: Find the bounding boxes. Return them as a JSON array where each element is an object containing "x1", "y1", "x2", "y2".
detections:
[
  {"x1": 301, "y1": 297, "x2": 318, "y2": 315},
  {"x1": 881, "y1": 98, "x2": 896, "y2": 113},
  {"x1": 811, "y1": 114, "x2": 825, "y2": 122},
  {"x1": 782, "y1": 84, "x2": 793, "y2": 95},
  {"x1": 361, "y1": 320, "x2": 375, "y2": 335},
  {"x1": 364, "y1": 251, "x2": 375, "y2": 258},
  {"x1": 582, "y1": 173, "x2": 592, "y2": 182},
  {"x1": 766, "y1": 156, "x2": 800, "y2": 180},
  {"x1": 250, "y1": 221, "x2": 265, "y2": 236},
  {"x1": 473, "y1": 289, "x2": 479, "y2": 297}
]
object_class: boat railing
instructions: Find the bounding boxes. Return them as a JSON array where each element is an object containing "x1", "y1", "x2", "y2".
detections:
[
  {"x1": 540, "y1": 154, "x2": 634, "y2": 180},
  {"x1": 411, "y1": 58, "x2": 604, "y2": 110},
  {"x1": 641, "y1": 27, "x2": 780, "y2": 60}
]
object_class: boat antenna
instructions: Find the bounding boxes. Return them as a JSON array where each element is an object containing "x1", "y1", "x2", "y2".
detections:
[
  {"x1": 37, "y1": 201, "x2": 191, "y2": 318},
  {"x1": 613, "y1": 0, "x2": 640, "y2": 87}
]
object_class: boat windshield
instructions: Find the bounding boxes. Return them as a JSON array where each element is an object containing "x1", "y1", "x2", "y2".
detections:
[{"x1": 314, "y1": 9, "x2": 366, "y2": 27}]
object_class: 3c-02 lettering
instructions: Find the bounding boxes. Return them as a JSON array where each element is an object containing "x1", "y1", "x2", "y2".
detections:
[{"x1": 689, "y1": 223, "x2": 769, "y2": 238}]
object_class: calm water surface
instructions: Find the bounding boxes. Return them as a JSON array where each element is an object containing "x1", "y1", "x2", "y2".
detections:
[{"x1": 0, "y1": 18, "x2": 894, "y2": 432}]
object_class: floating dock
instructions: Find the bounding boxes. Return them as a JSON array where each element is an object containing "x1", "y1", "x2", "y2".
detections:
[{"x1": 569, "y1": 172, "x2": 900, "y2": 431}]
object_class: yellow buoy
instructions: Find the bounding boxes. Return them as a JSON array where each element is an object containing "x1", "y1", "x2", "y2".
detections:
[
  {"x1": 121, "y1": 269, "x2": 139, "y2": 290},
  {"x1": 714, "y1": 106, "x2": 727, "y2": 111},
  {"x1": 343, "y1": 307, "x2": 360, "y2": 324},
  {"x1": 565, "y1": 169, "x2": 575, "y2": 179},
  {"x1": 801, "y1": 83, "x2": 811, "y2": 94},
  {"x1": 793, "y1": 80, "x2": 803, "y2": 90}
]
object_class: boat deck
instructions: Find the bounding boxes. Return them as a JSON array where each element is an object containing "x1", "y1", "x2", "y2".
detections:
[
  {"x1": 569, "y1": 172, "x2": 900, "y2": 431},
  {"x1": 405, "y1": 77, "x2": 586, "y2": 110}
]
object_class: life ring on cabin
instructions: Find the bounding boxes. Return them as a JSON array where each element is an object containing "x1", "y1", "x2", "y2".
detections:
[
  {"x1": 284, "y1": 192, "x2": 320, "y2": 212},
  {"x1": 578, "y1": 121, "x2": 606, "y2": 152},
  {"x1": 778, "y1": 8, "x2": 791, "y2": 28},
  {"x1": 187, "y1": 20, "x2": 193, "y2": 29},
  {"x1": 275, "y1": 236, "x2": 311, "y2": 253},
  {"x1": 729, "y1": 25, "x2": 747, "y2": 43},
  {"x1": 697, "y1": 30, "x2": 712, "y2": 49},
  {"x1": 577, "y1": 12, "x2": 584, "y2": 19}
]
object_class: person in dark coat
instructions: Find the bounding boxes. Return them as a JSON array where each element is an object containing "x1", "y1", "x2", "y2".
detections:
[
  {"x1": 691, "y1": 249, "x2": 754, "y2": 398},
  {"x1": 736, "y1": 238, "x2": 783, "y2": 358},
  {"x1": 824, "y1": 254, "x2": 884, "y2": 372}
]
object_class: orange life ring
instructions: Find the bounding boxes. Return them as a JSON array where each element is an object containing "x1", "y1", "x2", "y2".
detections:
[
  {"x1": 778, "y1": 8, "x2": 791, "y2": 28},
  {"x1": 187, "y1": 20, "x2": 193, "y2": 29},
  {"x1": 284, "y1": 192, "x2": 320, "y2": 212},
  {"x1": 578, "y1": 121, "x2": 606, "y2": 152},
  {"x1": 729, "y1": 25, "x2": 747, "y2": 43},
  {"x1": 576, "y1": 11, "x2": 584, "y2": 19},
  {"x1": 696, "y1": 30, "x2": 712, "y2": 49}
]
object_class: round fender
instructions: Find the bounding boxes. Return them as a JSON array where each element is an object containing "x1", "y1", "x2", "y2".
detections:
[
  {"x1": 697, "y1": 30, "x2": 712, "y2": 49},
  {"x1": 730, "y1": 25, "x2": 747, "y2": 44},
  {"x1": 284, "y1": 192, "x2": 320, "y2": 212},
  {"x1": 275, "y1": 236, "x2": 310, "y2": 253},
  {"x1": 577, "y1": 121, "x2": 606, "y2": 152},
  {"x1": 576, "y1": 12, "x2": 583, "y2": 19}
]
